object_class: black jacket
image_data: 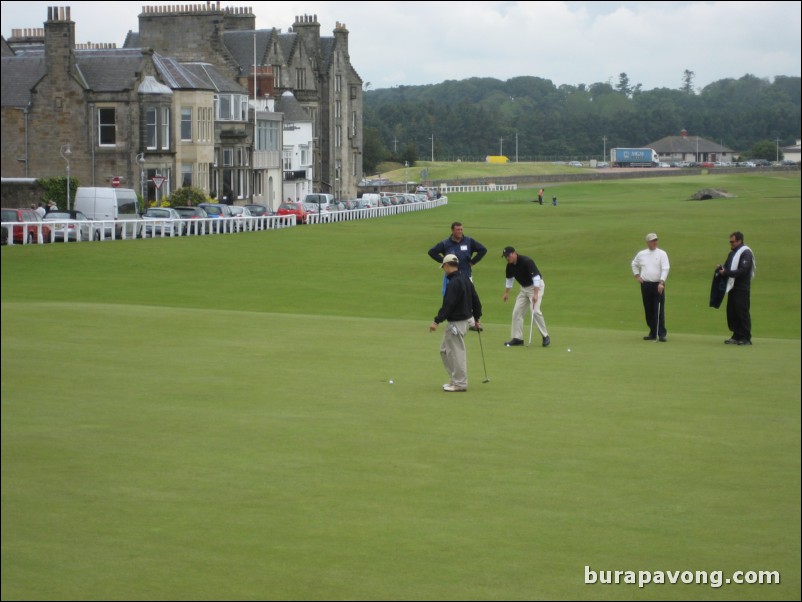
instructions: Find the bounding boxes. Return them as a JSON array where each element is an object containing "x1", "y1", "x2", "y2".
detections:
[{"x1": 434, "y1": 271, "x2": 482, "y2": 324}]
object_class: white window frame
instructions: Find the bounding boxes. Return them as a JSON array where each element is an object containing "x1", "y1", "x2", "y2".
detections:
[{"x1": 97, "y1": 107, "x2": 117, "y2": 147}]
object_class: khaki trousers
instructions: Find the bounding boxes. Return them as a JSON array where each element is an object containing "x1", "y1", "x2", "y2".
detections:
[
  {"x1": 440, "y1": 319, "x2": 469, "y2": 388},
  {"x1": 511, "y1": 281, "x2": 548, "y2": 340}
]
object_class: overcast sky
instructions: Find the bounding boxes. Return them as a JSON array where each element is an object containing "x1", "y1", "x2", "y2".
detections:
[{"x1": 2, "y1": 1, "x2": 800, "y2": 91}]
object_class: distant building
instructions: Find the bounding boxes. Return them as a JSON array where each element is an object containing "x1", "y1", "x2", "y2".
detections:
[
  {"x1": 782, "y1": 139, "x2": 800, "y2": 163},
  {"x1": 650, "y1": 130, "x2": 736, "y2": 164}
]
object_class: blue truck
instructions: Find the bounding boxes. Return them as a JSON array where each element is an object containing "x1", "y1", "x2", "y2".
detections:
[{"x1": 610, "y1": 148, "x2": 659, "y2": 167}]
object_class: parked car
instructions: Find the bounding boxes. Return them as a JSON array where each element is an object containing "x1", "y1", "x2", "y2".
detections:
[
  {"x1": 43, "y1": 210, "x2": 101, "y2": 242},
  {"x1": 229, "y1": 205, "x2": 253, "y2": 231},
  {"x1": 277, "y1": 201, "x2": 308, "y2": 224},
  {"x1": 245, "y1": 204, "x2": 274, "y2": 217},
  {"x1": 142, "y1": 207, "x2": 182, "y2": 237},
  {"x1": 568, "y1": 161, "x2": 583, "y2": 168},
  {"x1": 198, "y1": 203, "x2": 237, "y2": 232},
  {"x1": 1, "y1": 207, "x2": 53, "y2": 244},
  {"x1": 198, "y1": 203, "x2": 234, "y2": 218},
  {"x1": 173, "y1": 206, "x2": 208, "y2": 234}
]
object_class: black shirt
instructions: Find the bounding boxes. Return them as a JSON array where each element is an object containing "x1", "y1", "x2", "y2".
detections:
[
  {"x1": 434, "y1": 271, "x2": 483, "y2": 324},
  {"x1": 505, "y1": 254, "x2": 542, "y2": 287}
]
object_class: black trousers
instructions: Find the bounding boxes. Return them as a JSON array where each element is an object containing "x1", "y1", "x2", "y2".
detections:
[
  {"x1": 641, "y1": 281, "x2": 666, "y2": 338},
  {"x1": 727, "y1": 287, "x2": 751, "y2": 341}
]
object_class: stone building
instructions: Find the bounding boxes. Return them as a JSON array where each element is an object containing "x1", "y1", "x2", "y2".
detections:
[
  {"x1": 1, "y1": 3, "x2": 363, "y2": 205},
  {"x1": 125, "y1": 4, "x2": 363, "y2": 199}
]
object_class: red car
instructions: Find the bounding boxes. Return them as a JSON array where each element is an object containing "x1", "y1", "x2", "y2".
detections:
[
  {"x1": 277, "y1": 201, "x2": 308, "y2": 224},
  {"x1": 1, "y1": 207, "x2": 53, "y2": 244}
]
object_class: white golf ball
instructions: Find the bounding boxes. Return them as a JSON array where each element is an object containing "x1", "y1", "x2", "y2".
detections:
[
  {"x1": 567, "y1": 348, "x2": 572, "y2": 352},
  {"x1": 389, "y1": 380, "x2": 394, "y2": 384}
]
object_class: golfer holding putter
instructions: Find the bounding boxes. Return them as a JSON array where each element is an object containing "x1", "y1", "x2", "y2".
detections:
[
  {"x1": 430, "y1": 254, "x2": 483, "y2": 392},
  {"x1": 631, "y1": 232, "x2": 670, "y2": 341},
  {"x1": 501, "y1": 246, "x2": 550, "y2": 347}
]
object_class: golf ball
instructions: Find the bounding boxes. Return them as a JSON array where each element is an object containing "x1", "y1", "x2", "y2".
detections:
[
  {"x1": 567, "y1": 348, "x2": 572, "y2": 352},
  {"x1": 389, "y1": 380, "x2": 394, "y2": 384}
]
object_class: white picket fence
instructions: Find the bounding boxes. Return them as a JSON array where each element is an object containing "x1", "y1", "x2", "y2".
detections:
[
  {"x1": 439, "y1": 184, "x2": 517, "y2": 193},
  {"x1": 1, "y1": 197, "x2": 448, "y2": 246}
]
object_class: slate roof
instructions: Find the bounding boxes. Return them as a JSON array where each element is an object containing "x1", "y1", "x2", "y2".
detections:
[
  {"x1": 650, "y1": 135, "x2": 734, "y2": 154},
  {"x1": 181, "y1": 62, "x2": 247, "y2": 93},
  {"x1": 223, "y1": 29, "x2": 273, "y2": 73},
  {"x1": 274, "y1": 91, "x2": 311, "y2": 122},
  {"x1": 2, "y1": 46, "x2": 220, "y2": 107},
  {"x1": 153, "y1": 54, "x2": 215, "y2": 90},
  {"x1": 1, "y1": 55, "x2": 45, "y2": 106}
]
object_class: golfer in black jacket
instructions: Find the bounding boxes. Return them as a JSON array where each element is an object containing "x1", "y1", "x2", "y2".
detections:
[{"x1": 430, "y1": 254, "x2": 483, "y2": 392}]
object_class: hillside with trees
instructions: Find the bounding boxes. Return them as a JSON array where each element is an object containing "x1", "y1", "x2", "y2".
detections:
[{"x1": 362, "y1": 73, "x2": 801, "y2": 172}]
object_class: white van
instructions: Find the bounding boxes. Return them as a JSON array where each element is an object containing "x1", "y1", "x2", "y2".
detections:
[
  {"x1": 74, "y1": 187, "x2": 142, "y2": 239},
  {"x1": 359, "y1": 193, "x2": 381, "y2": 207},
  {"x1": 303, "y1": 193, "x2": 335, "y2": 211}
]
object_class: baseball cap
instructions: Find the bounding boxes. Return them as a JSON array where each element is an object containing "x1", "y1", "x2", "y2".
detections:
[
  {"x1": 441, "y1": 253, "x2": 459, "y2": 266},
  {"x1": 646, "y1": 233, "x2": 658, "y2": 242},
  {"x1": 501, "y1": 246, "x2": 516, "y2": 257}
]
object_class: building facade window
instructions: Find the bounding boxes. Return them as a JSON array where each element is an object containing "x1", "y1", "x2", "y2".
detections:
[
  {"x1": 160, "y1": 107, "x2": 170, "y2": 150},
  {"x1": 256, "y1": 120, "x2": 280, "y2": 151},
  {"x1": 335, "y1": 125, "x2": 342, "y2": 148},
  {"x1": 146, "y1": 106, "x2": 171, "y2": 150},
  {"x1": 181, "y1": 164, "x2": 192, "y2": 187},
  {"x1": 98, "y1": 107, "x2": 116, "y2": 146},
  {"x1": 300, "y1": 145, "x2": 309, "y2": 166},
  {"x1": 215, "y1": 94, "x2": 249, "y2": 121},
  {"x1": 181, "y1": 107, "x2": 192, "y2": 141},
  {"x1": 273, "y1": 65, "x2": 282, "y2": 87},
  {"x1": 351, "y1": 111, "x2": 357, "y2": 137},
  {"x1": 296, "y1": 68, "x2": 306, "y2": 89},
  {"x1": 335, "y1": 100, "x2": 341, "y2": 119},
  {"x1": 283, "y1": 148, "x2": 292, "y2": 170},
  {"x1": 146, "y1": 108, "x2": 157, "y2": 149}
]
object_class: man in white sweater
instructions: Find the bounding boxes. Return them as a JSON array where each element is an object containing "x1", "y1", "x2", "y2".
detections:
[{"x1": 631, "y1": 233, "x2": 670, "y2": 341}]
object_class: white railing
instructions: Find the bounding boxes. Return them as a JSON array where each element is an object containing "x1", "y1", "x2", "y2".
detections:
[
  {"x1": 440, "y1": 184, "x2": 517, "y2": 193},
  {"x1": 1, "y1": 198, "x2": 447, "y2": 246},
  {"x1": 306, "y1": 197, "x2": 448, "y2": 224}
]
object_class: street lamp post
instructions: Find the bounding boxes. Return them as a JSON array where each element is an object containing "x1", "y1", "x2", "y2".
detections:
[
  {"x1": 404, "y1": 161, "x2": 409, "y2": 192},
  {"x1": 430, "y1": 134, "x2": 434, "y2": 163},
  {"x1": 60, "y1": 144, "x2": 72, "y2": 210},
  {"x1": 136, "y1": 153, "x2": 146, "y2": 203}
]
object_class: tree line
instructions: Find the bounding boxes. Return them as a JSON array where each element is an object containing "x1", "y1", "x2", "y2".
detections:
[{"x1": 361, "y1": 72, "x2": 801, "y2": 172}]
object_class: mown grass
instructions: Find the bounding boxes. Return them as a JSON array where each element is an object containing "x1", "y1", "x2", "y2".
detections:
[
  {"x1": 376, "y1": 160, "x2": 587, "y2": 181},
  {"x1": 2, "y1": 172, "x2": 800, "y2": 601}
]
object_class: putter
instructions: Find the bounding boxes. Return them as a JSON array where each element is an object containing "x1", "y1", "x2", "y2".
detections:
[
  {"x1": 655, "y1": 298, "x2": 661, "y2": 343},
  {"x1": 476, "y1": 327, "x2": 490, "y2": 383},
  {"x1": 527, "y1": 305, "x2": 535, "y2": 346}
]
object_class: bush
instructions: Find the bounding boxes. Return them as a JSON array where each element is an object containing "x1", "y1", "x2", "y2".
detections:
[
  {"x1": 166, "y1": 186, "x2": 209, "y2": 207},
  {"x1": 36, "y1": 176, "x2": 77, "y2": 207}
]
